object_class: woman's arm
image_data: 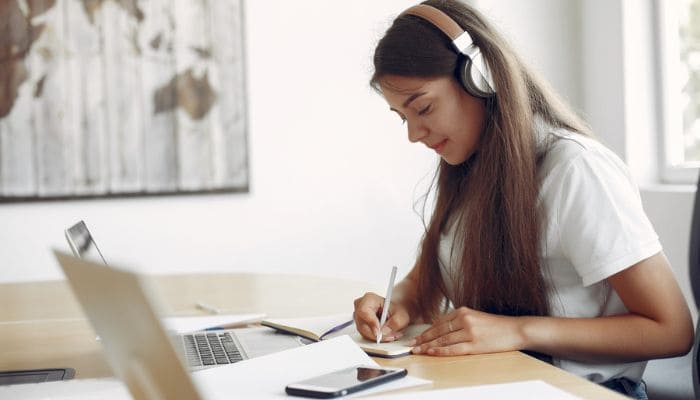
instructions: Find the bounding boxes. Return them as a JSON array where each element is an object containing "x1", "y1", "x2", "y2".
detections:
[
  {"x1": 522, "y1": 252, "x2": 693, "y2": 362},
  {"x1": 411, "y1": 252, "x2": 694, "y2": 362},
  {"x1": 353, "y1": 264, "x2": 421, "y2": 341}
]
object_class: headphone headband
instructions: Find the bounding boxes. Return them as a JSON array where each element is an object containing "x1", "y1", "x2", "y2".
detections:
[
  {"x1": 399, "y1": 4, "x2": 495, "y2": 97},
  {"x1": 401, "y1": 4, "x2": 473, "y2": 53}
]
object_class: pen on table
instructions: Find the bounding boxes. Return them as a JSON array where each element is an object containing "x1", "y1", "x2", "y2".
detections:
[
  {"x1": 204, "y1": 326, "x2": 224, "y2": 331},
  {"x1": 195, "y1": 301, "x2": 222, "y2": 315},
  {"x1": 377, "y1": 265, "x2": 398, "y2": 344}
]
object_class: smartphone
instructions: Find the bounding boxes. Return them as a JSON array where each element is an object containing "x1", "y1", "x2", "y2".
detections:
[
  {"x1": 0, "y1": 368, "x2": 75, "y2": 386},
  {"x1": 285, "y1": 365, "x2": 407, "y2": 398}
]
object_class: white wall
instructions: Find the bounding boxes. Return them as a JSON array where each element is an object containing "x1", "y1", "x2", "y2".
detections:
[
  {"x1": 474, "y1": 0, "x2": 583, "y2": 112},
  {"x1": 1, "y1": 0, "x2": 696, "y2": 314}
]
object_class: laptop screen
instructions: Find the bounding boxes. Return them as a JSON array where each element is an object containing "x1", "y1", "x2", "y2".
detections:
[{"x1": 64, "y1": 220, "x2": 107, "y2": 265}]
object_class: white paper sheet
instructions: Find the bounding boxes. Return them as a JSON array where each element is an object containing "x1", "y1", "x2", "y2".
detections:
[
  {"x1": 367, "y1": 380, "x2": 581, "y2": 399},
  {"x1": 194, "y1": 335, "x2": 431, "y2": 399},
  {"x1": 0, "y1": 378, "x2": 130, "y2": 400},
  {"x1": 162, "y1": 313, "x2": 266, "y2": 333}
]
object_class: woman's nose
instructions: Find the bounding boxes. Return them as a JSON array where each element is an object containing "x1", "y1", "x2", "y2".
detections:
[{"x1": 407, "y1": 119, "x2": 427, "y2": 143}]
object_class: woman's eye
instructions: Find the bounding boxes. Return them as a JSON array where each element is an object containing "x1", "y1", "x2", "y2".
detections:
[
  {"x1": 391, "y1": 110, "x2": 407, "y2": 124},
  {"x1": 418, "y1": 105, "x2": 432, "y2": 115}
]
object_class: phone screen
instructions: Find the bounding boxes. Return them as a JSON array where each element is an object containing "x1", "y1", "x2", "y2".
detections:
[
  {"x1": 304, "y1": 366, "x2": 389, "y2": 387},
  {"x1": 286, "y1": 366, "x2": 407, "y2": 398}
]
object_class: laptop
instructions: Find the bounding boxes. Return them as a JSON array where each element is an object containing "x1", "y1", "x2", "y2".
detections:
[
  {"x1": 54, "y1": 249, "x2": 204, "y2": 399},
  {"x1": 64, "y1": 220, "x2": 107, "y2": 265},
  {"x1": 62, "y1": 221, "x2": 304, "y2": 371}
]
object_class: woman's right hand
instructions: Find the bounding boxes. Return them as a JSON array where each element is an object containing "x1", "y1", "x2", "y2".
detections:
[{"x1": 353, "y1": 292, "x2": 412, "y2": 342}]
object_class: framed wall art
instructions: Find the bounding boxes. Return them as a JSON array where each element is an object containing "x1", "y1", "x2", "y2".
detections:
[{"x1": 0, "y1": 0, "x2": 248, "y2": 200}]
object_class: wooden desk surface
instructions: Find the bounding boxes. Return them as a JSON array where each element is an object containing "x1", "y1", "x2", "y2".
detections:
[{"x1": 0, "y1": 274, "x2": 625, "y2": 399}]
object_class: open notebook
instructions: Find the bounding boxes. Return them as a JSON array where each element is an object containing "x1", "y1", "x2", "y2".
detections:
[{"x1": 261, "y1": 314, "x2": 428, "y2": 358}]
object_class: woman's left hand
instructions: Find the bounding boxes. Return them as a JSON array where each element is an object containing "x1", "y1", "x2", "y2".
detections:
[{"x1": 409, "y1": 306, "x2": 525, "y2": 356}]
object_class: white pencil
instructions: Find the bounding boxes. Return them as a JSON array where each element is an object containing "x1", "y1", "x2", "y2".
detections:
[{"x1": 376, "y1": 266, "x2": 398, "y2": 344}]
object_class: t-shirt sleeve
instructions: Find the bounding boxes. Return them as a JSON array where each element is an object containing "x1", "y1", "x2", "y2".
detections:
[{"x1": 554, "y1": 148, "x2": 661, "y2": 286}]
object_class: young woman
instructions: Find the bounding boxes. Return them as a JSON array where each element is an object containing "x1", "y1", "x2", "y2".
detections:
[{"x1": 352, "y1": 1, "x2": 694, "y2": 398}]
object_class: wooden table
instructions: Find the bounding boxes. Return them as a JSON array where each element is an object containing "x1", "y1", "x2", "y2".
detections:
[{"x1": 0, "y1": 274, "x2": 626, "y2": 399}]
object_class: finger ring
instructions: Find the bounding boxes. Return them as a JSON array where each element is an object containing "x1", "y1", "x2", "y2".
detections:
[{"x1": 448, "y1": 320, "x2": 453, "y2": 332}]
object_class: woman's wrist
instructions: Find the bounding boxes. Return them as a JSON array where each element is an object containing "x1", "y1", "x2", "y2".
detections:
[
  {"x1": 515, "y1": 316, "x2": 543, "y2": 352},
  {"x1": 390, "y1": 294, "x2": 418, "y2": 324},
  {"x1": 391, "y1": 279, "x2": 420, "y2": 324}
]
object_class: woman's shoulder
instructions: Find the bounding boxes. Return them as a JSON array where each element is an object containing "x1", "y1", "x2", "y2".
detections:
[
  {"x1": 538, "y1": 128, "x2": 629, "y2": 182},
  {"x1": 544, "y1": 129, "x2": 604, "y2": 160}
]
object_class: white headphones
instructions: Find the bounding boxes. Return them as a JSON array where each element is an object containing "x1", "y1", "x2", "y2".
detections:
[{"x1": 401, "y1": 4, "x2": 496, "y2": 98}]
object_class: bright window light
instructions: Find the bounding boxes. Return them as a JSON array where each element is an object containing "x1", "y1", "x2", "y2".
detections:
[
  {"x1": 658, "y1": 0, "x2": 700, "y2": 182},
  {"x1": 679, "y1": 0, "x2": 700, "y2": 165}
]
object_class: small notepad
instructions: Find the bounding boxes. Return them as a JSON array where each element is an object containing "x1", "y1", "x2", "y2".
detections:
[{"x1": 261, "y1": 314, "x2": 428, "y2": 358}]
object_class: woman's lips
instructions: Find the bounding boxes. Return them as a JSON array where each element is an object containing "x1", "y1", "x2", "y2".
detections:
[{"x1": 429, "y1": 139, "x2": 448, "y2": 154}]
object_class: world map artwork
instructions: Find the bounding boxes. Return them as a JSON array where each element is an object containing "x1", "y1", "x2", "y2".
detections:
[{"x1": 0, "y1": 0, "x2": 248, "y2": 199}]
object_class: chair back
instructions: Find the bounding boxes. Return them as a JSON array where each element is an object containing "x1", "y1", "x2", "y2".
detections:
[
  {"x1": 694, "y1": 319, "x2": 699, "y2": 398},
  {"x1": 690, "y1": 177, "x2": 700, "y2": 309},
  {"x1": 690, "y1": 176, "x2": 700, "y2": 397}
]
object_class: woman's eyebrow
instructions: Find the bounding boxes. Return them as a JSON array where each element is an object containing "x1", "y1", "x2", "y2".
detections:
[
  {"x1": 388, "y1": 92, "x2": 428, "y2": 113},
  {"x1": 402, "y1": 92, "x2": 427, "y2": 108}
]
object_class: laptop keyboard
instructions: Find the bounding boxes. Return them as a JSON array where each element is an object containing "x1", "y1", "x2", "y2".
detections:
[{"x1": 182, "y1": 331, "x2": 244, "y2": 367}]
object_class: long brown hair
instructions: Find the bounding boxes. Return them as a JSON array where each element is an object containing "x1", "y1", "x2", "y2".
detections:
[{"x1": 371, "y1": 0, "x2": 591, "y2": 320}]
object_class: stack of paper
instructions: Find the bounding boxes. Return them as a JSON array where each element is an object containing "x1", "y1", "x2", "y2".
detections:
[{"x1": 1, "y1": 336, "x2": 430, "y2": 400}]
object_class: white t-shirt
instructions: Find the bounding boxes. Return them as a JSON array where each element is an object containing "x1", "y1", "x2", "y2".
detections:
[{"x1": 438, "y1": 124, "x2": 661, "y2": 383}]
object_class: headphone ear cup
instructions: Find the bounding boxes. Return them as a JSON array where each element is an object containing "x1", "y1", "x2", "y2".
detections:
[
  {"x1": 457, "y1": 56, "x2": 476, "y2": 96},
  {"x1": 458, "y1": 56, "x2": 494, "y2": 98}
]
